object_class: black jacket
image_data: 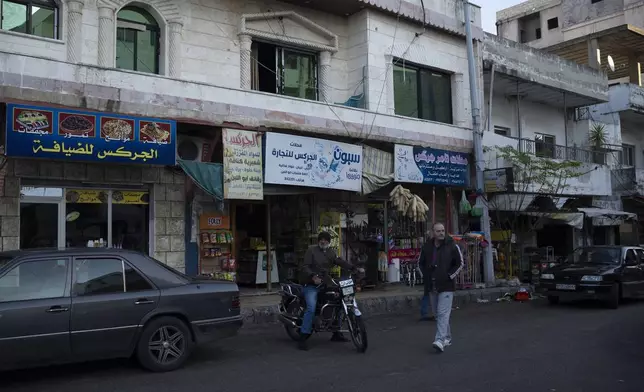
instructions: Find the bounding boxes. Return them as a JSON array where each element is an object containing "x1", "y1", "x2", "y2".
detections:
[
  {"x1": 300, "y1": 245, "x2": 353, "y2": 285},
  {"x1": 418, "y1": 236, "x2": 464, "y2": 293}
]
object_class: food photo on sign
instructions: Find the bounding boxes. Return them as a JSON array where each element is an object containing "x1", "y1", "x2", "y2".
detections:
[{"x1": 5, "y1": 103, "x2": 177, "y2": 166}]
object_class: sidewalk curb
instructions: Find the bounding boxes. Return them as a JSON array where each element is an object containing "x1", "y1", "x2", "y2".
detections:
[{"x1": 241, "y1": 287, "x2": 513, "y2": 325}]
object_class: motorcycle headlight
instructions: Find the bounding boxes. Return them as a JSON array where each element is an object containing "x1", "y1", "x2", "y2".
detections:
[{"x1": 581, "y1": 275, "x2": 602, "y2": 282}]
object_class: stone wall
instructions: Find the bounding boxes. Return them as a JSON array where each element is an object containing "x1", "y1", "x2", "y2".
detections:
[{"x1": 2, "y1": 159, "x2": 187, "y2": 272}]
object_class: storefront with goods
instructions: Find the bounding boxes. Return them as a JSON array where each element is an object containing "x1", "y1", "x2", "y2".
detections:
[
  {"x1": 388, "y1": 143, "x2": 486, "y2": 289},
  {"x1": 2, "y1": 102, "x2": 176, "y2": 257}
]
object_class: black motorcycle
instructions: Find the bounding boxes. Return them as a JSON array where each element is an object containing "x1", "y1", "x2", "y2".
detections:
[{"x1": 278, "y1": 273, "x2": 368, "y2": 353}]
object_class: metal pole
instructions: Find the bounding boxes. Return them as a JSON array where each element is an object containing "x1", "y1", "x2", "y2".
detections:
[
  {"x1": 516, "y1": 80, "x2": 522, "y2": 151},
  {"x1": 563, "y1": 92, "x2": 568, "y2": 159},
  {"x1": 266, "y1": 197, "x2": 272, "y2": 292},
  {"x1": 487, "y1": 63, "x2": 495, "y2": 135},
  {"x1": 464, "y1": 1, "x2": 494, "y2": 285}
]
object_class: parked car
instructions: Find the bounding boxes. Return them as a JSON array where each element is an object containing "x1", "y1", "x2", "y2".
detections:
[
  {"x1": 0, "y1": 248, "x2": 242, "y2": 372},
  {"x1": 537, "y1": 245, "x2": 644, "y2": 309}
]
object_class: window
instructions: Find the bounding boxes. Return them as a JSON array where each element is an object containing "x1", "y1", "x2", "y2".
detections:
[
  {"x1": 393, "y1": 62, "x2": 453, "y2": 124},
  {"x1": 0, "y1": 0, "x2": 58, "y2": 39},
  {"x1": 534, "y1": 133, "x2": 556, "y2": 158},
  {"x1": 494, "y1": 126, "x2": 510, "y2": 137},
  {"x1": 116, "y1": 6, "x2": 160, "y2": 74},
  {"x1": 0, "y1": 258, "x2": 68, "y2": 302},
  {"x1": 124, "y1": 263, "x2": 154, "y2": 292},
  {"x1": 73, "y1": 258, "x2": 124, "y2": 296},
  {"x1": 591, "y1": 0, "x2": 603, "y2": 3},
  {"x1": 535, "y1": 28, "x2": 542, "y2": 40},
  {"x1": 251, "y1": 41, "x2": 318, "y2": 100},
  {"x1": 73, "y1": 258, "x2": 154, "y2": 296},
  {"x1": 547, "y1": 18, "x2": 559, "y2": 30},
  {"x1": 620, "y1": 144, "x2": 635, "y2": 166},
  {"x1": 635, "y1": 249, "x2": 644, "y2": 263}
]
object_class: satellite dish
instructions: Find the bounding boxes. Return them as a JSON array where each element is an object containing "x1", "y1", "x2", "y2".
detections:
[{"x1": 607, "y1": 55, "x2": 615, "y2": 72}]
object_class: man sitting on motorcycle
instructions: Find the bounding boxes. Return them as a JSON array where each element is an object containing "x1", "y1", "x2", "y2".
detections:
[{"x1": 298, "y1": 231, "x2": 362, "y2": 351}]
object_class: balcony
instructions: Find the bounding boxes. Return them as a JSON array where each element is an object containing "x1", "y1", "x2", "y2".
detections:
[
  {"x1": 611, "y1": 167, "x2": 644, "y2": 195},
  {"x1": 0, "y1": 50, "x2": 473, "y2": 151},
  {"x1": 518, "y1": 139, "x2": 607, "y2": 165},
  {"x1": 483, "y1": 132, "x2": 613, "y2": 196}
]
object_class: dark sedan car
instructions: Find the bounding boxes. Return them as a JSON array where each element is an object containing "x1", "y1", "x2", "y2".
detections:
[
  {"x1": 537, "y1": 246, "x2": 644, "y2": 309},
  {"x1": 0, "y1": 248, "x2": 242, "y2": 372}
]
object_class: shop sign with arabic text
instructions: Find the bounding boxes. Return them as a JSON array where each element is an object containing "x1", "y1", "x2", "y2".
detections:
[
  {"x1": 394, "y1": 144, "x2": 470, "y2": 186},
  {"x1": 264, "y1": 133, "x2": 363, "y2": 192},
  {"x1": 223, "y1": 129, "x2": 263, "y2": 200},
  {"x1": 5, "y1": 103, "x2": 176, "y2": 165}
]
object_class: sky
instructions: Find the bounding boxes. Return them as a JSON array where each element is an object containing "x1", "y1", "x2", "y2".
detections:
[{"x1": 478, "y1": 0, "x2": 523, "y2": 33}]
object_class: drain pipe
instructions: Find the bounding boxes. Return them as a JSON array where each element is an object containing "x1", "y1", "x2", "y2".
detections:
[
  {"x1": 487, "y1": 62, "x2": 496, "y2": 134},
  {"x1": 464, "y1": 1, "x2": 494, "y2": 285}
]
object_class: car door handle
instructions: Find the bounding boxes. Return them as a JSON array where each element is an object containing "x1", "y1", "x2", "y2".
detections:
[
  {"x1": 46, "y1": 306, "x2": 69, "y2": 313},
  {"x1": 134, "y1": 298, "x2": 155, "y2": 305}
]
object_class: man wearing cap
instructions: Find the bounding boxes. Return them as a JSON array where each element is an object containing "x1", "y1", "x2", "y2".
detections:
[{"x1": 298, "y1": 231, "x2": 361, "y2": 351}]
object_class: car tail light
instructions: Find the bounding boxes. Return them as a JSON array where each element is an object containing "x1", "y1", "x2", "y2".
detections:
[{"x1": 231, "y1": 295, "x2": 240, "y2": 309}]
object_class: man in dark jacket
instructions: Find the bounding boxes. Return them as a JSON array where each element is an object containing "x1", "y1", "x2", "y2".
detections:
[
  {"x1": 298, "y1": 231, "x2": 362, "y2": 351},
  {"x1": 418, "y1": 222, "x2": 464, "y2": 353}
]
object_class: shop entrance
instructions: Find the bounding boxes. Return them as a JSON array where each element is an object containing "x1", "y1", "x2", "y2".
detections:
[
  {"x1": 230, "y1": 194, "x2": 314, "y2": 289},
  {"x1": 19, "y1": 186, "x2": 150, "y2": 252}
]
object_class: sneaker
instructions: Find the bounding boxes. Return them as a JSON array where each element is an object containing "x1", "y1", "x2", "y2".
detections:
[
  {"x1": 432, "y1": 340, "x2": 444, "y2": 353},
  {"x1": 419, "y1": 316, "x2": 436, "y2": 322},
  {"x1": 298, "y1": 334, "x2": 311, "y2": 351},
  {"x1": 443, "y1": 339, "x2": 451, "y2": 347}
]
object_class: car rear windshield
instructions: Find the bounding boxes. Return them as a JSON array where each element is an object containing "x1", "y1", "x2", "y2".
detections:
[
  {"x1": 143, "y1": 255, "x2": 191, "y2": 283},
  {"x1": 568, "y1": 247, "x2": 621, "y2": 264}
]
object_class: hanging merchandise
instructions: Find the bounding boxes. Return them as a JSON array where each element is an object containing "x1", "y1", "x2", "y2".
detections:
[
  {"x1": 459, "y1": 190, "x2": 472, "y2": 215},
  {"x1": 389, "y1": 185, "x2": 429, "y2": 222},
  {"x1": 471, "y1": 196, "x2": 483, "y2": 217}
]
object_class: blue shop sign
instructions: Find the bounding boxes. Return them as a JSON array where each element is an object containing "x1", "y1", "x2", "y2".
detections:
[
  {"x1": 5, "y1": 103, "x2": 176, "y2": 165},
  {"x1": 394, "y1": 144, "x2": 470, "y2": 187}
]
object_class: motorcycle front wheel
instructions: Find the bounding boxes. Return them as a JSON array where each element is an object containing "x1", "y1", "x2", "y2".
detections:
[{"x1": 347, "y1": 311, "x2": 368, "y2": 353}]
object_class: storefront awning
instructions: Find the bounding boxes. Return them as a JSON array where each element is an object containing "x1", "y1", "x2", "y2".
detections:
[
  {"x1": 178, "y1": 159, "x2": 223, "y2": 200},
  {"x1": 522, "y1": 212, "x2": 584, "y2": 230},
  {"x1": 488, "y1": 194, "x2": 569, "y2": 211},
  {"x1": 577, "y1": 208, "x2": 636, "y2": 219},
  {"x1": 578, "y1": 207, "x2": 636, "y2": 226}
]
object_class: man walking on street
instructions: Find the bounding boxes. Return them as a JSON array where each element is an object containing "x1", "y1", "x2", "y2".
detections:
[{"x1": 418, "y1": 223, "x2": 464, "y2": 353}]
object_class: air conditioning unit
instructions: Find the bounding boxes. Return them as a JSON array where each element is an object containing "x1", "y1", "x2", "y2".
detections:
[{"x1": 177, "y1": 135, "x2": 208, "y2": 162}]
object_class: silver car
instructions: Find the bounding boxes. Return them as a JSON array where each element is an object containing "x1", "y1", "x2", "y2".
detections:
[{"x1": 0, "y1": 248, "x2": 242, "y2": 372}]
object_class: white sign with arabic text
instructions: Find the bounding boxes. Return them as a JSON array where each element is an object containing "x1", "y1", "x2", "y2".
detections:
[{"x1": 264, "y1": 133, "x2": 363, "y2": 192}]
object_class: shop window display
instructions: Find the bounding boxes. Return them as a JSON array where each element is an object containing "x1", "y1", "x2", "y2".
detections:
[{"x1": 19, "y1": 186, "x2": 150, "y2": 252}]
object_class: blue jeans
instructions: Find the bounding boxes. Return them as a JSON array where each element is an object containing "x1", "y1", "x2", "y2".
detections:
[
  {"x1": 300, "y1": 285, "x2": 318, "y2": 335},
  {"x1": 420, "y1": 294, "x2": 434, "y2": 318}
]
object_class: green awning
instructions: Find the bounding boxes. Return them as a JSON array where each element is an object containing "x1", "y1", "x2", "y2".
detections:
[{"x1": 177, "y1": 159, "x2": 223, "y2": 200}]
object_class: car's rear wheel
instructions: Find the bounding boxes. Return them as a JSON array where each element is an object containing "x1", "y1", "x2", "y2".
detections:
[
  {"x1": 605, "y1": 283, "x2": 620, "y2": 309},
  {"x1": 547, "y1": 296, "x2": 559, "y2": 305},
  {"x1": 136, "y1": 316, "x2": 193, "y2": 372}
]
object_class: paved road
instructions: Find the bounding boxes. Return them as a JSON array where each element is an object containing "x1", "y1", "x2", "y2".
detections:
[{"x1": 4, "y1": 300, "x2": 644, "y2": 392}]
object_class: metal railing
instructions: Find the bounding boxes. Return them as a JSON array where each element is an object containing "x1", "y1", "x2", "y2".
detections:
[
  {"x1": 499, "y1": 137, "x2": 607, "y2": 165},
  {"x1": 611, "y1": 167, "x2": 637, "y2": 192}
]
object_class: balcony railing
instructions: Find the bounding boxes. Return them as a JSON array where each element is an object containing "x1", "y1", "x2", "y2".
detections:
[
  {"x1": 611, "y1": 167, "x2": 637, "y2": 192},
  {"x1": 517, "y1": 138, "x2": 607, "y2": 165}
]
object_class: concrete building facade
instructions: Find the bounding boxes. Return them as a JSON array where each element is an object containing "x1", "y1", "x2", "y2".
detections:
[
  {"x1": 0, "y1": 0, "x2": 485, "y2": 272},
  {"x1": 496, "y1": 0, "x2": 644, "y2": 245}
]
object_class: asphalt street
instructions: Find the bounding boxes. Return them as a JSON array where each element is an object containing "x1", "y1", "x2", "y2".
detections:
[{"x1": 4, "y1": 299, "x2": 644, "y2": 392}]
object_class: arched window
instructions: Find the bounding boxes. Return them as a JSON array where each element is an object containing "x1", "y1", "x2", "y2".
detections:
[
  {"x1": 0, "y1": 0, "x2": 59, "y2": 39},
  {"x1": 116, "y1": 6, "x2": 160, "y2": 74}
]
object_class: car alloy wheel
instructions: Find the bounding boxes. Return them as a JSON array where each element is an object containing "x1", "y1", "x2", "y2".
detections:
[{"x1": 148, "y1": 326, "x2": 186, "y2": 365}]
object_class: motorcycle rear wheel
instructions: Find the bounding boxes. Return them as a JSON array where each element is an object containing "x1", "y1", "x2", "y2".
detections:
[
  {"x1": 348, "y1": 313, "x2": 368, "y2": 353},
  {"x1": 284, "y1": 302, "x2": 307, "y2": 342}
]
